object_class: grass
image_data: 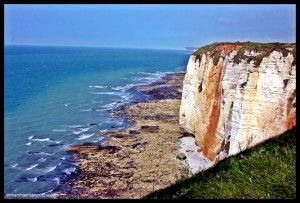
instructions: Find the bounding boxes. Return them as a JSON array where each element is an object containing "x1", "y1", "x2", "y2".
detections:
[
  {"x1": 193, "y1": 41, "x2": 296, "y2": 66},
  {"x1": 146, "y1": 128, "x2": 296, "y2": 199}
]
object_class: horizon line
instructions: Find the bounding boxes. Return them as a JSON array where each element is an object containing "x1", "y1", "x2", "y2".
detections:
[{"x1": 4, "y1": 44, "x2": 192, "y2": 51}]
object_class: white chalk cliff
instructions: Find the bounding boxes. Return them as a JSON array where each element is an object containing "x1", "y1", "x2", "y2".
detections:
[{"x1": 179, "y1": 43, "x2": 296, "y2": 165}]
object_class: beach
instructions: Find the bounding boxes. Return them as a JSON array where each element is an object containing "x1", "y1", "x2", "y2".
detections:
[{"x1": 56, "y1": 73, "x2": 194, "y2": 198}]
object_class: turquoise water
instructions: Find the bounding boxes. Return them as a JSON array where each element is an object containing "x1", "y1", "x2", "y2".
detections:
[{"x1": 4, "y1": 45, "x2": 191, "y2": 195}]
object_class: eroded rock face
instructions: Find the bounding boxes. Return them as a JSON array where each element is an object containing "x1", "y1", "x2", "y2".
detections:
[{"x1": 179, "y1": 43, "x2": 296, "y2": 163}]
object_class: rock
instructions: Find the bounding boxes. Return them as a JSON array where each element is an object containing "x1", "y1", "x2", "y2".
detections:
[
  {"x1": 112, "y1": 134, "x2": 124, "y2": 138},
  {"x1": 132, "y1": 142, "x2": 148, "y2": 149},
  {"x1": 129, "y1": 129, "x2": 140, "y2": 135},
  {"x1": 140, "y1": 125, "x2": 159, "y2": 132},
  {"x1": 176, "y1": 152, "x2": 186, "y2": 160},
  {"x1": 143, "y1": 177, "x2": 155, "y2": 183},
  {"x1": 180, "y1": 43, "x2": 296, "y2": 162},
  {"x1": 48, "y1": 143, "x2": 64, "y2": 147},
  {"x1": 143, "y1": 114, "x2": 174, "y2": 121},
  {"x1": 132, "y1": 142, "x2": 142, "y2": 149}
]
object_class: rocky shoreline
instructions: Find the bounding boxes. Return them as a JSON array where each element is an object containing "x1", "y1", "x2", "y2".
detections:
[{"x1": 55, "y1": 72, "x2": 198, "y2": 199}]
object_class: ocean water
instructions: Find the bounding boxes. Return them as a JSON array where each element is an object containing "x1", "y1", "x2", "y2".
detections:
[{"x1": 4, "y1": 45, "x2": 191, "y2": 195}]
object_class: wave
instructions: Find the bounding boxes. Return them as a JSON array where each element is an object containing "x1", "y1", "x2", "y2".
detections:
[
  {"x1": 52, "y1": 129, "x2": 67, "y2": 132},
  {"x1": 71, "y1": 162, "x2": 79, "y2": 166},
  {"x1": 38, "y1": 157, "x2": 47, "y2": 162},
  {"x1": 37, "y1": 165, "x2": 58, "y2": 173},
  {"x1": 27, "y1": 177, "x2": 38, "y2": 182},
  {"x1": 94, "y1": 109, "x2": 106, "y2": 112},
  {"x1": 67, "y1": 124, "x2": 85, "y2": 129},
  {"x1": 89, "y1": 85, "x2": 107, "y2": 89},
  {"x1": 25, "y1": 164, "x2": 39, "y2": 171},
  {"x1": 25, "y1": 142, "x2": 32, "y2": 146},
  {"x1": 63, "y1": 167, "x2": 76, "y2": 175},
  {"x1": 80, "y1": 109, "x2": 91, "y2": 112},
  {"x1": 111, "y1": 83, "x2": 137, "y2": 91},
  {"x1": 27, "y1": 151, "x2": 54, "y2": 156},
  {"x1": 31, "y1": 138, "x2": 50, "y2": 142},
  {"x1": 38, "y1": 189, "x2": 54, "y2": 195},
  {"x1": 90, "y1": 91, "x2": 122, "y2": 96},
  {"x1": 11, "y1": 163, "x2": 18, "y2": 168},
  {"x1": 102, "y1": 102, "x2": 119, "y2": 109},
  {"x1": 28, "y1": 136, "x2": 34, "y2": 140},
  {"x1": 72, "y1": 127, "x2": 90, "y2": 135},
  {"x1": 76, "y1": 133, "x2": 95, "y2": 140},
  {"x1": 52, "y1": 177, "x2": 60, "y2": 185}
]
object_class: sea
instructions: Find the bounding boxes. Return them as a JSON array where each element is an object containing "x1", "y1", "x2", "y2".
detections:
[{"x1": 4, "y1": 45, "x2": 191, "y2": 196}]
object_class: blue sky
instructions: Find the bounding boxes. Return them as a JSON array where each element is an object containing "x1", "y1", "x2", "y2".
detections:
[{"x1": 4, "y1": 4, "x2": 296, "y2": 49}]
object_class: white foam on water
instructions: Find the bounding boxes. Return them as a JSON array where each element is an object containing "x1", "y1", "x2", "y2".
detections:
[
  {"x1": 26, "y1": 142, "x2": 32, "y2": 146},
  {"x1": 42, "y1": 166, "x2": 57, "y2": 173},
  {"x1": 81, "y1": 109, "x2": 91, "y2": 112},
  {"x1": 40, "y1": 152, "x2": 54, "y2": 156},
  {"x1": 63, "y1": 167, "x2": 76, "y2": 175},
  {"x1": 72, "y1": 127, "x2": 90, "y2": 135},
  {"x1": 11, "y1": 163, "x2": 18, "y2": 168},
  {"x1": 28, "y1": 151, "x2": 53, "y2": 156},
  {"x1": 27, "y1": 177, "x2": 38, "y2": 182},
  {"x1": 28, "y1": 136, "x2": 34, "y2": 140},
  {"x1": 94, "y1": 109, "x2": 106, "y2": 112},
  {"x1": 102, "y1": 102, "x2": 118, "y2": 109},
  {"x1": 38, "y1": 189, "x2": 54, "y2": 195},
  {"x1": 89, "y1": 85, "x2": 107, "y2": 89},
  {"x1": 61, "y1": 144, "x2": 71, "y2": 150},
  {"x1": 68, "y1": 125, "x2": 84, "y2": 128},
  {"x1": 71, "y1": 162, "x2": 79, "y2": 166},
  {"x1": 76, "y1": 133, "x2": 95, "y2": 140},
  {"x1": 111, "y1": 83, "x2": 137, "y2": 91},
  {"x1": 52, "y1": 129, "x2": 67, "y2": 132},
  {"x1": 31, "y1": 138, "x2": 50, "y2": 142},
  {"x1": 25, "y1": 164, "x2": 39, "y2": 171},
  {"x1": 90, "y1": 91, "x2": 122, "y2": 96},
  {"x1": 38, "y1": 158, "x2": 47, "y2": 162},
  {"x1": 52, "y1": 178, "x2": 60, "y2": 185}
]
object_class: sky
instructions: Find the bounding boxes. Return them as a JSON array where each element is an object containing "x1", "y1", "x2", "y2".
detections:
[{"x1": 4, "y1": 4, "x2": 296, "y2": 49}]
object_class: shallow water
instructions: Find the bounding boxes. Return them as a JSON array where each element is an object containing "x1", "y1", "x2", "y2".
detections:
[{"x1": 4, "y1": 45, "x2": 191, "y2": 195}]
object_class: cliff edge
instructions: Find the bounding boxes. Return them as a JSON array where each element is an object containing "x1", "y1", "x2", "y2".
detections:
[{"x1": 179, "y1": 42, "x2": 296, "y2": 163}]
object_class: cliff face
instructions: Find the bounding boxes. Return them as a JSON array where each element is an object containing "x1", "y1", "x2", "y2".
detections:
[{"x1": 179, "y1": 42, "x2": 296, "y2": 162}]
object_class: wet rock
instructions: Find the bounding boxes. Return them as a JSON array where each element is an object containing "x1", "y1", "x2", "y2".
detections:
[
  {"x1": 132, "y1": 142, "x2": 148, "y2": 149},
  {"x1": 129, "y1": 129, "x2": 140, "y2": 135},
  {"x1": 176, "y1": 152, "x2": 186, "y2": 160},
  {"x1": 99, "y1": 145, "x2": 122, "y2": 154},
  {"x1": 81, "y1": 142, "x2": 101, "y2": 146},
  {"x1": 140, "y1": 125, "x2": 159, "y2": 132},
  {"x1": 143, "y1": 113, "x2": 174, "y2": 121},
  {"x1": 143, "y1": 177, "x2": 155, "y2": 183},
  {"x1": 48, "y1": 143, "x2": 64, "y2": 147},
  {"x1": 112, "y1": 134, "x2": 124, "y2": 139}
]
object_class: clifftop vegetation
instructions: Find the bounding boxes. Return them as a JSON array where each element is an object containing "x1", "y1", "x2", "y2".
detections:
[{"x1": 193, "y1": 42, "x2": 296, "y2": 66}]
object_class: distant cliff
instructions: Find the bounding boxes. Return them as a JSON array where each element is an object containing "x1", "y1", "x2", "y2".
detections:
[{"x1": 179, "y1": 42, "x2": 296, "y2": 162}]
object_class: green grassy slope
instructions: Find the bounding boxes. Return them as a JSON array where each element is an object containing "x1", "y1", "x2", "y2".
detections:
[{"x1": 147, "y1": 128, "x2": 296, "y2": 199}]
